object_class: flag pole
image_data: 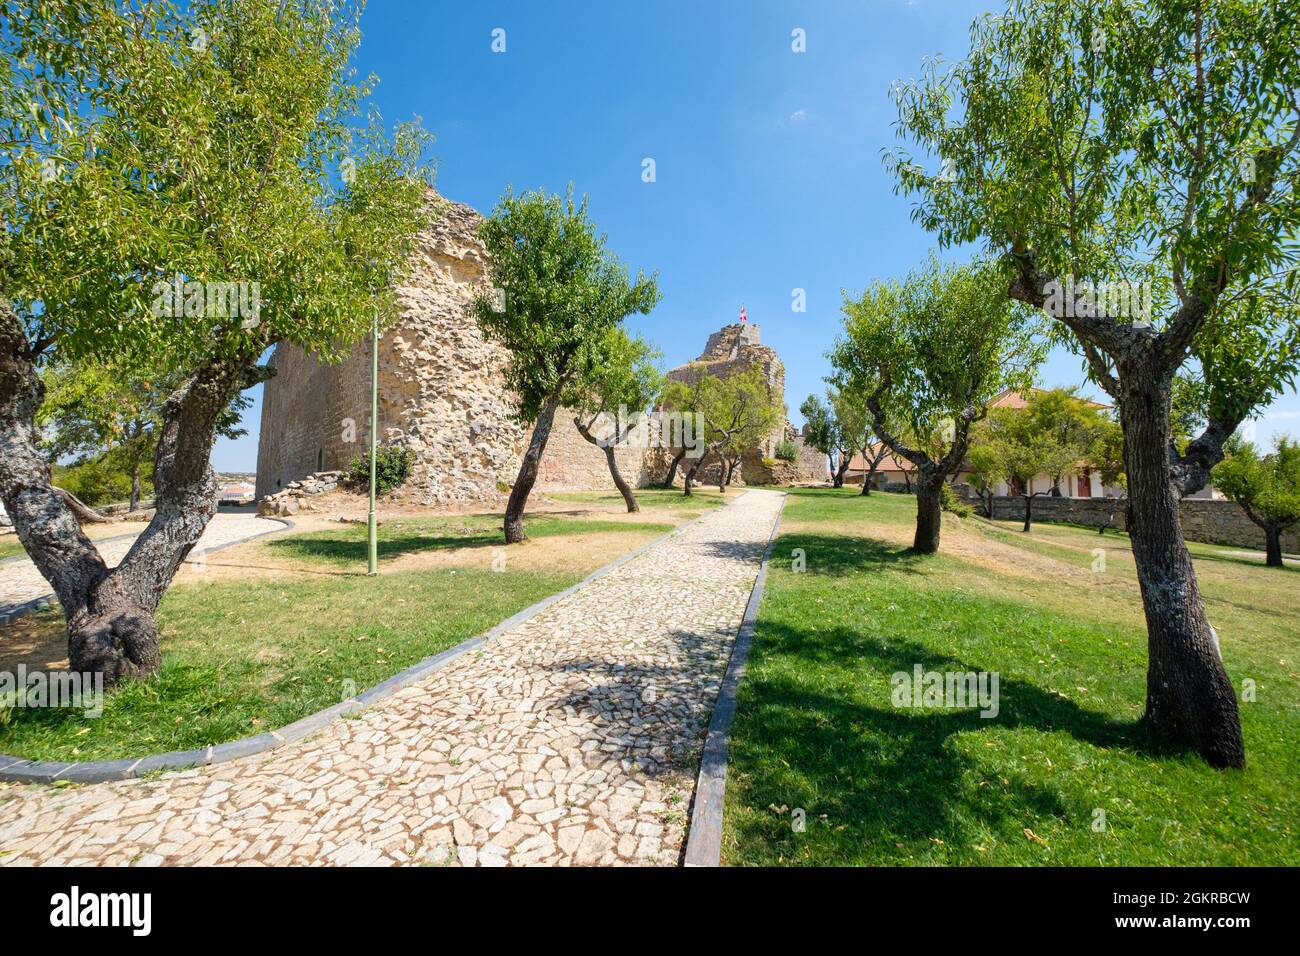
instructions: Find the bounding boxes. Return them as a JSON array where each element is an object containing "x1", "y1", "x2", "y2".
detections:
[{"x1": 367, "y1": 304, "x2": 378, "y2": 576}]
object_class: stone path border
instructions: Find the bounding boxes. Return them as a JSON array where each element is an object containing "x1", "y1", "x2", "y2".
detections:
[
  {"x1": 0, "y1": 507, "x2": 718, "y2": 786},
  {"x1": 0, "y1": 516, "x2": 293, "y2": 627},
  {"x1": 682, "y1": 493, "x2": 785, "y2": 867}
]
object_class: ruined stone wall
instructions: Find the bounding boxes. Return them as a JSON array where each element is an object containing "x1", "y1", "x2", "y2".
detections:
[
  {"x1": 537, "y1": 412, "x2": 656, "y2": 491},
  {"x1": 255, "y1": 337, "x2": 371, "y2": 500},
  {"x1": 663, "y1": 322, "x2": 787, "y2": 457},
  {"x1": 256, "y1": 196, "x2": 807, "y2": 504},
  {"x1": 257, "y1": 194, "x2": 526, "y2": 505},
  {"x1": 379, "y1": 199, "x2": 526, "y2": 504}
]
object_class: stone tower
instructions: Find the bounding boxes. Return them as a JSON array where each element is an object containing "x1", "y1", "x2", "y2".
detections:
[
  {"x1": 255, "y1": 192, "x2": 652, "y2": 503},
  {"x1": 255, "y1": 193, "x2": 812, "y2": 502},
  {"x1": 664, "y1": 321, "x2": 787, "y2": 457},
  {"x1": 256, "y1": 193, "x2": 527, "y2": 503}
]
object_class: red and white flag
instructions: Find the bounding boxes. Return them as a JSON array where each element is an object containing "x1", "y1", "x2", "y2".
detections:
[{"x1": 739, "y1": 304, "x2": 747, "y2": 323}]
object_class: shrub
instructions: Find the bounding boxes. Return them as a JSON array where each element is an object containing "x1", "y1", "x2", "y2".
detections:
[
  {"x1": 774, "y1": 439, "x2": 799, "y2": 462},
  {"x1": 53, "y1": 456, "x2": 144, "y2": 506},
  {"x1": 347, "y1": 444, "x2": 415, "y2": 496},
  {"x1": 940, "y1": 482, "x2": 972, "y2": 518}
]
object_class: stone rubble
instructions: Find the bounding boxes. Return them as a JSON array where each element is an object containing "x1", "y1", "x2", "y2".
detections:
[{"x1": 257, "y1": 470, "x2": 346, "y2": 517}]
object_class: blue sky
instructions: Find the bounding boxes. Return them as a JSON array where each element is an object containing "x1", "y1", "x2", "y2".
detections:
[{"x1": 213, "y1": 0, "x2": 1300, "y2": 471}]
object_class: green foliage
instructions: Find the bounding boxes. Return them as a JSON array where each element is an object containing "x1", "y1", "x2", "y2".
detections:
[
  {"x1": 798, "y1": 394, "x2": 837, "y2": 457},
  {"x1": 971, "y1": 389, "x2": 1113, "y2": 495},
  {"x1": 4, "y1": 0, "x2": 434, "y2": 372},
  {"x1": 829, "y1": 254, "x2": 1045, "y2": 464},
  {"x1": 885, "y1": 0, "x2": 1300, "y2": 433},
  {"x1": 1088, "y1": 416, "x2": 1126, "y2": 491},
  {"x1": 348, "y1": 444, "x2": 415, "y2": 496},
  {"x1": 939, "y1": 482, "x2": 971, "y2": 517},
  {"x1": 473, "y1": 187, "x2": 660, "y2": 421},
  {"x1": 52, "y1": 452, "x2": 148, "y2": 507},
  {"x1": 774, "y1": 439, "x2": 799, "y2": 462},
  {"x1": 1213, "y1": 436, "x2": 1300, "y2": 529},
  {"x1": 665, "y1": 368, "x2": 781, "y2": 465},
  {"x1": 828, "y1": 384, "x2": 870, "y2": 452},
  {"x1": 38, "y1": 357, "x2": 249, "y2": 479},
  {"x1": 567, "y1": 326, "x2": 663, "y2": 433}
]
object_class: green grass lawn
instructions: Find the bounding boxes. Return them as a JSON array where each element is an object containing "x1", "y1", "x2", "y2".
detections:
[
  {"x1": 266, "y1": 512, "x2": 675, "y2": 566},
  {"x1": 0, "y1": 510, "x2": 677, "y2": 763},
  {"x1": 551, "y1": 486, "x2": 728, "y2": 512},
  {"x1": 722, "y1": 488, "x2": 1300, "y2": 866}
]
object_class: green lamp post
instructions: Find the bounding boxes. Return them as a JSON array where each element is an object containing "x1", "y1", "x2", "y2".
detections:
[{"x1": 367, "y1": 293, "x2": 379, "y2": 576}]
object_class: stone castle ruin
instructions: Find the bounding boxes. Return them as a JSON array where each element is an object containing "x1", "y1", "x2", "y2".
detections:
[{"x1": 255, "y1": 192, "x2": 824, "y2": 504}]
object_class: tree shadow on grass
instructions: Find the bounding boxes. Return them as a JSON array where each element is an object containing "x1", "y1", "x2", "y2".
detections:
[
  {"x1": 725, "y1": 623, "x2": 1153, "y2": 862},
  {"x1": 771, "y1": 532, "x2": 928, "y2": 577},
  {"x1": 696, "y1": 533, "x2": 926, "y2": 577}
]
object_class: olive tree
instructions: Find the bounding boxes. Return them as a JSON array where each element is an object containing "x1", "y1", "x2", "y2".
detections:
[
  {"x1": 712, "y1": 368, "x2": 782, "y2": 491},
  {"x1": 1, "y1": 0, "x2": 432, "y2": 684},
  {"x1": 662, "y1": 368, "x2": 779, "y2": 495},
  {"x1": 39, "y1": 360, "x2": 249, "y2": 512},
  {"x1": 828, "y1": 385, "x2": 874, "y2": 493},
  {"x1": 830, "y1": 255, "x2": 1043, "y2": 553},
  {"x1": 885, "y1": 0, "x2": 1300, "y2": 766},
  {"x1": 799, "y1": 393, "x2": 845, "y2": 485},
  {"x1": 568, "y1": 327, "x2": 663, "y2": 513},
  {"x1": 972, "y1": 404, "x2": 1077, "y2": 532},
  {"x1": 474, "y1": 187, "x2": 659, "y2": 541},
  {"x1": 1213, "y1": 435, "x2": 1300, "y2": 567}
]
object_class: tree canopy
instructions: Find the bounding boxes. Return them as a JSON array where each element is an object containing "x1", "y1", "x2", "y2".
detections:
[
  {"x1": 473, "y1": 185, "x2": 660, "y2": 539},
  {"x1": 829, "y1": 254, "x2": 1044, "y2": 550},
  {"x1": 1213, "y1": 434, "x2": 1300, "y2": 566},
  {"x1": 474, "y1": 186, "x2": 660, "y2": 422},
  {"x1": 882, "y1": 0, "x2": 1300, "y2": 766},
  {"x1": 1, "y1": 0, "x2": 434, "y2": 683}
]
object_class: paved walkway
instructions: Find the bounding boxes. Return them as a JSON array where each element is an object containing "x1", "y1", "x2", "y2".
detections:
[
  {"x1": 0, "y1": 513, "x2": 280, "y2": 618},
  {"x1": 0, "y1": 489, "x2": 784, "y2": 866}
]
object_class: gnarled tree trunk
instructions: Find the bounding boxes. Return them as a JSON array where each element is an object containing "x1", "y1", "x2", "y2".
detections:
[
  {"x1": 913, "y1": 469, "x2": 943, "y2": 554},
  {"x1": 832, "y1": 449, "x2": 850, "y2": 488},
  {"x1": 505, "y1": 399, "x2": 560, "y2": 543},
  {"x1": 682, "y1": 448, "x2": 710, "y2": 497},
  {"x1": 69, "y1": 361, "x2": 246, "y2": 681},
  {"x1": 605, "y1": 446, "x2": 638, "y2": 512},
  {"x1": 1264, "y1": 526, "x2": 1284, "y2": 568},
  {"x1": 574, "y1": 416, "x2": 639, "y2": 513},
  {"x1": 662, "y1": 447, "x2": 687, "y2": 488},
  {"x1": 1121, "y1": 374, "x2": 1244, "y2": 768},
  {"x1": 860, "y1": 448, "x2": 883, "y2": 496},
  {"x1": 1022, "y1": 492, "x2": 1044, "y2": 532},
  {"x1": 129, "y1": 462, "x2": 142, "y2": 512},
  {"x1": 53, "y1": 487, "x2": 111, "y2": 524},
  {"x1": 1, "y1": 310, "x2": 254, "y2": 684}
]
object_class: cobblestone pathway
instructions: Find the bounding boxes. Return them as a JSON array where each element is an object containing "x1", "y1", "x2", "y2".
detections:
[
  {"x1": 0, "y1": 513, "x2": 283, "y2": 617},
  {"x1": 0, "y1": 489, "x2": 784, "y2": 866}
]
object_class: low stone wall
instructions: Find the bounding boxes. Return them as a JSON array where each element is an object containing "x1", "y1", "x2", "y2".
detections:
[
  {"x1": 965, "y1": 491, "x2": 1298, "y2": 553},
  {"x1": 258, "y1": 470, "x2": 345, "y2": 516}
]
